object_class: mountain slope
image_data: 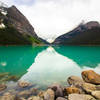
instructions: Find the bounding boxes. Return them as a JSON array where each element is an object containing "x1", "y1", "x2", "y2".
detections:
[
  {"x1": 0, "y1": 5, "x2": 48, "y2": 45},
  {"x1": 53, "y1": 21, "x2": 100, "y2": 45}
]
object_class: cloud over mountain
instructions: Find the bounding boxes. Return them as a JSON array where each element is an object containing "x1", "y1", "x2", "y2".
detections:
[{"x1": 1, "y1": 0, "x2": 100, "y2": 41}]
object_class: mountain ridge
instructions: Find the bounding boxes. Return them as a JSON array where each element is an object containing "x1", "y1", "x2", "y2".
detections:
[
  {"x1": 0, "y1": 4, "x2": 48, "y2": 45},
  {"x1": 53, "y1": 21, "x2": 100, "y2": 45}
]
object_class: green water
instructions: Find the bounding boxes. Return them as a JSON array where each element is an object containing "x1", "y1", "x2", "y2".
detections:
[{"x1": 0, "y1": 46, "x2": 100, "y2": 88}]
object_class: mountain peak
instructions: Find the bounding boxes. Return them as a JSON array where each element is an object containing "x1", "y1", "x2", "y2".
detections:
[
  {"x1": 0, "y1": 4, "x2": 48, "y2": 45},
  {"x1": 53, "y1": 21, "x2": 100, "y2": 45},
  {"x1": 85, "y1": 21, "x2": 100, "y2": 29}
]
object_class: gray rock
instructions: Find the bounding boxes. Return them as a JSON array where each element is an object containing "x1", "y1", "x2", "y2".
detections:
[
  {"x1": 68, "y1": 94, "x2": 96, "y2": 100},
  {"x1": 49, "y1": 83, "x2": 63, "y2": 97},
  {"x1": 43, "y1": 89, "x2": 55, "y2": 100},
  {"x1": 29, "y1": 88, "x2": 38, "y2": 95},
  {"x1": 56, "y1": 97, "x2": 67, "y2": 100},
  {"x1": 67, "y1": 76, "x2": 84, "y2": 87}
]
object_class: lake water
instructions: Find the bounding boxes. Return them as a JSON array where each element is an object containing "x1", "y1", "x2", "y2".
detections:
[{"x1": 0, "y1": 46, "x2": 100, "y2": 89}]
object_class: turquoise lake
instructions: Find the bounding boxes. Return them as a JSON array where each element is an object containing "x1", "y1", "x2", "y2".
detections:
[{"x1": 0, "y1": 46, "x2": 100, "y2": 89}]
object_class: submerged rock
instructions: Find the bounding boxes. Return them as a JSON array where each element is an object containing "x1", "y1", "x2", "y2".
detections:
[
  {"x1": 0, "y1": 73, "x2": 9, "y2": 79},
  {"x1": 82, "y1": 70, "x2": 100, "y2": 85},
  {"x1": 1, "y1": 70, "x2": 100, "y2": 100},
  {"x1": 29, "y1": 88, "x2": 38, "y2": 95},
  {"x1": 17, "y1": 97, "x2": 26, "y2": 100},
  {"x1": 49, "y1": 83, "x2": 63, "y2": 97},
  {"x1": 2, "y1": 75, "x2": 19, "y2": 82},
  {"x1": 0, "y1": 84, "x2": 7, "y2": 92},
  {"x1": 68, "y1": 94, "x2": 96, "y2": 100},
  {"x1": 28, "y1": 96, "x2": 43, "y2": 100},
  {"x1": 56, "y1": 97, "x2": 67, "y2": 100},
  {"x1": 17, "y1": 90, "x2": 32, "y2": 98},
  {"x1": 18, "y1": 81, "x2": 31, "y2": 88},
  {"x1": 0, "y1": 92, "x2": 16, "y2": 100},
  {"x1": 16, "y1": 87, "x2": 38, "y2": 98}
]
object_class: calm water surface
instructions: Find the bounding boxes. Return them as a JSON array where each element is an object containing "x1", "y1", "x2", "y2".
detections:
[{"x1": 0, "y1": 46, "x2": 100, "y2": 89}]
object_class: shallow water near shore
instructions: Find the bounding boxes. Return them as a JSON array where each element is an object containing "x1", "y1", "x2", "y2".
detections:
[{"x1": 0, "y1": 46, "x2": 100, "y2": 89}]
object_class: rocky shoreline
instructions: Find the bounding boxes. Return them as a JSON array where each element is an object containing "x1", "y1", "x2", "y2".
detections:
[{"x1": 0, "y1": 70, "x2": 100, "y2": 100}]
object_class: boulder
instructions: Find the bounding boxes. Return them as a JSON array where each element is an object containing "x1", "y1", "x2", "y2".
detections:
[
  {"x1": 64, "y1": 87, "x2": 80, "y2": 95},
  {"x1": 18, "y1": 81, "x2": 31, "y2": 88},
  {"x1": 56, "y1": 97, "x2": 67, "y2": 100},
  {"x1": 68, "y1": 94, "x2": 96, "y2": 100},
  {"x1": 0, "y1": 84, "x2": 7, "y2": 91},
  {"x1": 82, "y1": 70, "x2": 100, "y2": 84},
  {"x1": 49, "y1": 83, "x2": 63, "y2": 97},
  {"x1": 43, "y1": 89, "x2": 55, "y2": 100},
  {"x1": 67, "y1": 76, "x2": 84, "y2": 87},
  {"x1": 91, "y1": 91, "x2": 100, "y2": 99},
  {"x1": 38, "y1": 91, "x2": 45, "y2": 98},
  {"x1": 0, "y1": 92, "x2": 16, "y2": 100},
  {"x1": 67, "y1": 76, "x2": 85, "y2": 93},
  {"x1": 82, "y1": 83, "x2": 96, "y2": 93}
]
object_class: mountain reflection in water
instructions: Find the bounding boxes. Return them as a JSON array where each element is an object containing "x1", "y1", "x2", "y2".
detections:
[
  {"x1": 0, "y1": 46, "x2": 100, "y2": 89},
  {"x1": 20, "y1": 46, "x2": 100, "y2": 89}
]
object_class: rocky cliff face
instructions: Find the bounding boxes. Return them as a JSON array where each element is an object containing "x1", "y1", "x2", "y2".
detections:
[
  {"x1": 7, "y1": 6, "x2": 37, "y2": 37},
  {"x1": 0, "y1": 5, "x2": 48, "y2": 45},
  {"x1": 53, "y1": 21, "x2": 100, "y2": 45}
]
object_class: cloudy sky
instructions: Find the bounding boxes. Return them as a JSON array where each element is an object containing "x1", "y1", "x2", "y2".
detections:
[{"x1": 1, "y1": 0, "x2": 100, "y2": 41}]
